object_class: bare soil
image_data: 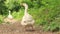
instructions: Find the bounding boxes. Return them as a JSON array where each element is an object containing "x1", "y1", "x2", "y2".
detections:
[{"x1": 0, "y1": 22, "x2": 59, "y2": 34}]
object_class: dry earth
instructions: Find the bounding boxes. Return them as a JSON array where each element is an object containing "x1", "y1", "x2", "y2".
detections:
[{"x1": 0, "y1": 22, "x2": 59, "y2": 34}]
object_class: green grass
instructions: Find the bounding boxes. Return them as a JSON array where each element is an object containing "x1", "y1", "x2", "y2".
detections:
[
  {"x1": 0, "y1": 15, "x2": 4, "y2": 24},
  {"x1": 12, "y1": 9, "x2": 24, "y2": 20}
]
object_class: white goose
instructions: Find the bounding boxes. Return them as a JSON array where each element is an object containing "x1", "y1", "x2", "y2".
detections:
[
  {"x1": 7, "y1": 10, "x2": 13, "y2": 19},
  {"x1": 3, "y1": 10, "x2": 16, "y2": 24},
  {"x1": 21, "y1": 3, "x2": 35, "y2": 30}
]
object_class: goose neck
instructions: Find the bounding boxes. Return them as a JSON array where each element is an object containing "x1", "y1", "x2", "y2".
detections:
[
  {"x1": 9, "y1": 11, "x2": 11, "y2": 15},
  {"x1": 24, "y1": 7, "x2": 28, "y2": 15}
]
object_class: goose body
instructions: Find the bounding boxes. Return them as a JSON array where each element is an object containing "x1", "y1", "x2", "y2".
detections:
[{"x1": 21, "y1": 13, "x2": 34, "y2": 26}]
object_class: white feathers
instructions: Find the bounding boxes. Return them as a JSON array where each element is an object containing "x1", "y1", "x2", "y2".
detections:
[
  {"x1": 21, "y1": 3, "x2": 35, "y2": 26},
  {"x1": 8, "y1": 11, "x2": 13, "y2": 19},
  {"x1": 21, "y1": 13, "x2": 34, "y2": 25}
]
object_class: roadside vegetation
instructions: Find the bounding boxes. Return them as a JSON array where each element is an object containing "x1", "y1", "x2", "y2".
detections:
[{"x1": 0, "y1": 0, "x2": 60, "y2": 32}]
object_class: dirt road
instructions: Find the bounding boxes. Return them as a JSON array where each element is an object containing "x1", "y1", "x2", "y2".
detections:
[{"x1": 0, "y1": 22, "x2": 59, "y2": 34}]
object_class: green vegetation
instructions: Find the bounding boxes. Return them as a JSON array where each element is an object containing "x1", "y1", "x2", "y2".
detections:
[{"x1": 0, "y1": 0, "x2": 60, "y2": 32}]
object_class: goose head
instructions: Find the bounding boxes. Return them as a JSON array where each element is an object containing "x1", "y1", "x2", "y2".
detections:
[{"x1": 20, "y1": 3, "x2": 28, "y2": 9}]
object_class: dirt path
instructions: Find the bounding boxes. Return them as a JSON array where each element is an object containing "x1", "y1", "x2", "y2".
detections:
[{"x1": 0, "y1": 22, "x2": 59, "y2": 34}]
